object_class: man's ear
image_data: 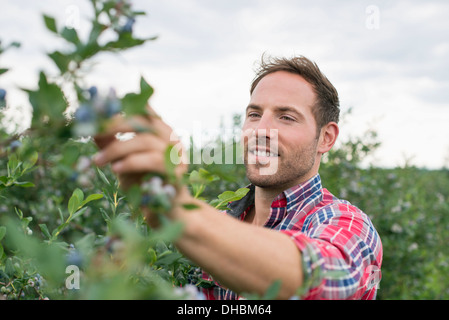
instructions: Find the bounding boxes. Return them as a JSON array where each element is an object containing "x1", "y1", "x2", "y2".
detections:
[{"x1": 317, "y1": 122, "x2": 339, "y2": 155}]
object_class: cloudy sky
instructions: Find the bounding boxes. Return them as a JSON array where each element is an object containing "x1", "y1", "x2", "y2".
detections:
[{"x1": 1, "y1": 0, "x2": 448, "y2": 168}]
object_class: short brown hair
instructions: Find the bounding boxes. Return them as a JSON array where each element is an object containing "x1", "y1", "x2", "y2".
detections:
[{"x1": 250, "y1": 55, "x2": 340, "y2": 129}]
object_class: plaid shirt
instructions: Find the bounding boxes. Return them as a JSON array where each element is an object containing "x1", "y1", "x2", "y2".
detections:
[{"x1": 199, "y1": 174, "x2": 383, "y2": 300}]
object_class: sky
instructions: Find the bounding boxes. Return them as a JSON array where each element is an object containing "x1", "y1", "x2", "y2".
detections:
[{"x1": 1, "y1": 0, "x2": 448, "y2": 169}]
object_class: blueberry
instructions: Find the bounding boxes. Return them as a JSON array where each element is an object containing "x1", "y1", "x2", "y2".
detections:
[
  {"x1": 88, "y1": 86, "x2": 98, "y2": 100},
  {"x1": 163, "y1": 184, "x2": 177, "y2": 199},
  {"x1": 141, "y1": 194, "x2": 152, "y2": 206},
  {"x1": 0, "y1": 88, "x2": 6, "y2": 101},
  {"x1": 0, "y1": 89, "x2": 6, "y2": 109},
  {"x1": 120, "y1": 18, "x2": 135, "y2": 33},
  {"x1": 105, "y1": 100, "x2": 122, "y2": 118},
  {"x1": 9, "y1": 140, "x2": 22, "y2": 151},
  {"x1": 69, "y1": 172, "x2": 79, "y2": 182},
  {"x1": 66, "y1": 250, "x2": 83, "y2": 268},
  {"x1": 75, "y1": 104, "x2": 95, "y2": 123}
]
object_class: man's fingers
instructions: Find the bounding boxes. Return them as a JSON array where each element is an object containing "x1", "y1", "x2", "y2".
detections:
[
  {"x1": 91, "y1": 105, "x2": 187, "y2": 191},
  {"x1": 146, "y1": 104, "x2": 159, "y2": 118},
  {"x1": 117, "y1": 172, "x2": 145, "y2": 191},
  {"x1": 109, "y1": 145, "x2": 187, "y2": 179},
  {"x1": 111, "y1": 151, "x2": 165, "y2": 175},
  {"x1": 94, "y1": 112, "x2": 175, "y2": 149},
  {"x1": 103, "y1": 115, "x2": 154, "y2": 136},
  {"x1": 93, "y1": 134, "x2": 166, "y2": 167},
  {"x1": 94, "y1": 134, "x2": 116, "y2": 150}
]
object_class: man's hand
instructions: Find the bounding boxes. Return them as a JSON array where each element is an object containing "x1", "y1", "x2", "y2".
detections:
[
  {"x1": 92, "y1": 105, "x2": 189, "y2": 224},
  {"x1": 93, "y1": 105, "x2": 187, "y2": 187}
]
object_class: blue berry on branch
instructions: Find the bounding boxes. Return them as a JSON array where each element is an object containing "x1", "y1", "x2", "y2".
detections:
[{"x1": 0, "y1": 88, "x2": 6, "y2": 100}]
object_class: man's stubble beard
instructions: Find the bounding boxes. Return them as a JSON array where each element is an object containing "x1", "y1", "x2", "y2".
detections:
[{"x1": 244, "y1": 140, "x2": 319, "y2": 190}]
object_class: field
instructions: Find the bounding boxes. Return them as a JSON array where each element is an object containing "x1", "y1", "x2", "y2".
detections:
[{"x1": 192, "y1": 126, "x2": 449, "y2": 300}]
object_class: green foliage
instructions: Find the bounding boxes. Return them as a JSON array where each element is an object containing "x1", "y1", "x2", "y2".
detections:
[
  {"x1": 210, "y1": 188, "x2": 250, "y2": 210},
  {"x1": 319, "y1": 130, "x2": 449, "y2": 300},
  {"x1": 1, "y1": 0, "x2": 448, "y2": 301},
  {"x1": 0, "y1": 0, "x2": 200, "y2": 300}
]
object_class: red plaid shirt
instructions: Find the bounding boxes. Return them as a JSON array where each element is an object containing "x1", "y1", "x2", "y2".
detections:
[{"x1": 199, "y1": 174, "x2": 383, "y2": 300}]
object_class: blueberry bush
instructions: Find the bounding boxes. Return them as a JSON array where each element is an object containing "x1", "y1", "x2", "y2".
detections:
[
  {"x1": 1, "y1": 0, "x2": 448, "y2": 300},
  {"x1": 0, "y1": 0, "x2": 213, "y2": 300}
]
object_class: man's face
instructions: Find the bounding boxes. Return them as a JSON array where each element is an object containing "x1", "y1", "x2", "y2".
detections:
[{"x1": 242, "y1": 71, "x2": 320, "y2": 190}]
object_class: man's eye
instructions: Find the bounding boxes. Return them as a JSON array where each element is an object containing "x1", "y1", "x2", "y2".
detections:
[
  {"x1": 280, "y1": 116, "x2": 295, "y2": 121},
  {"x1": 248, "y1": 113, "x2": 261, "y2": 118}
]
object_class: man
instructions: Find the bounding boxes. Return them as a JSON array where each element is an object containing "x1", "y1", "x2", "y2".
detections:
[{"x1": 93, "y1": 55, "x2": 383, "y2": 300}]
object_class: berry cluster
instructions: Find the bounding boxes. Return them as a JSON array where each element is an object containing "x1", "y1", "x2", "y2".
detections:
[
  {"x1": 0, "y1": 88, "x2": 6, "y2": 109},
  {"x1": 141, "y1": 176, "x2": 177, "y2": 214},
  {"x1": 119, "y1": 17, "x2": 136, "y2": 34},
  {"x1": 66, "y1": 244, "x2": 83, "y2": 268},
  {"x1": 1, "y1": 273, "x2": 44, "y2": 300},
  {"x1": 72, "y1": 86, "x2": 122, "y2": 138}
]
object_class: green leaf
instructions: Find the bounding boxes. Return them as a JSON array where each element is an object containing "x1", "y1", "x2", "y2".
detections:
[
  {"x1": 0, "y1": 68, "x2": 8, "y2": 75},
  {"x1": 14, "y1": 181, "x2": 35, "y2": 188},
  {"x1": 189, "y1": 169, "x2": 219, "y2": 198},
  {"x1": 149, "y1": 221, "x2": 184, "y2": 244},
  {"x1": 262, "y1": 280, "x2": 282, "y2": 300},
  {"x1": 132, "y1": 11, "x2": 147, "y2": 16},
  {"x1": 7, "y1": 154, "x2": 20, "y2": 177},
  {"x1": 68, "y1": 192, "x2": 81, "y2": 215},
  {"x1": 81, "y1": 193, "x2": 103, "y2": 207},
  {"x1": 213, "y1": 188, "x2": 249, "y2": 210},
  {"x1": 189, "y1": 169, "x2": 219, "y2": 184},
  {"x1": 0, "y1": 226, "x2": 6, "y2": 241},
  {"x1": 96, "y1": 167, "x2": 110, "y2": 185},
  {"x1": 10, "y1": 42, "x2": 20, "y2": 49},
  {"x1": 39, "y1": 224, "x2": 51, "y2": 239},
  {"x1": 73, "y1": 188, "x2": 84, "y2": 202},
  {"x1": 182, "y1": 203, "x2": 200, "y2": 210},
  {"x1": 15, "y1": 207, "x2": 23, "y2": 219},
  {"x1": 60, "y1": 27, "x2": 81, "y2": 45},
  {"x1": 24, "y1": 71, "x2": 68, "y2": 128},
  {"x1": 125, "y1": 185, "x2": 142, "y2": 210},
  {"x1": 121, "y1": 76, "x2": 153, "y2": 116},
  {"x1": 75, "y1": 21, "x2": 104, "y2": 61},
  {"x1": 61, "y1": 144, "x2": 80, "y2": 167},
  {"x1": 22, "y1": 151, "x2": 39, "y2": 173},
  {"x1": 140, "y1": 76, "x2": 153, "y2": 98},
  {"x1": 100, "y1": 207, "x2": 111, "y2": 222},
  {"x1": 5, "y1": 218, "x2": 67, "y2": 287},
  {"x1": 43, "y1": 15, "x2": 58, "y2": 33},
  {"x1": 5, "y1": 258, "x2": 15, "y2": 277},
  {"x1": 58, "y1": 208, "x2": 65, "y2": 223},
  {"x1": 70, "y1": 207, "x2": 88, "y2": 222},
  {"x1": 103, "y1": 34, "x2": 146, "y2": 51},
  {"x1": 48, "y1": 51, "x2": 71, "y2": 74},
  {"x1": 217, "y1": 188, "x2": 250, "y2": 203},
  {"x1": 154, "y1": 251, "x2": 183, "y2": 267},
  {"x1": 52, "y1": 222, "x2": 67, "y2": 239},
  {"x1": 164, "y1": 145, "x2": 179, "y2": 185}
]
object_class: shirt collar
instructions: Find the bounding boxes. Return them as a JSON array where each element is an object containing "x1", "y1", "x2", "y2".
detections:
[{"x1": 226, "y1": 174, "x2": 323, "y2": 221}]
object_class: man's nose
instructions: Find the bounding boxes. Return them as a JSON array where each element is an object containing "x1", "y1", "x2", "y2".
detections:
[{"x1": 255, "y1": 114, "x2": 275, "y2": 138}]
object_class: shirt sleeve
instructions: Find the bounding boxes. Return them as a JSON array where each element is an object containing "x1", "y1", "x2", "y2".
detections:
[{"x1": 281, "y1": 202, "x2": 383, "y2": 300}]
